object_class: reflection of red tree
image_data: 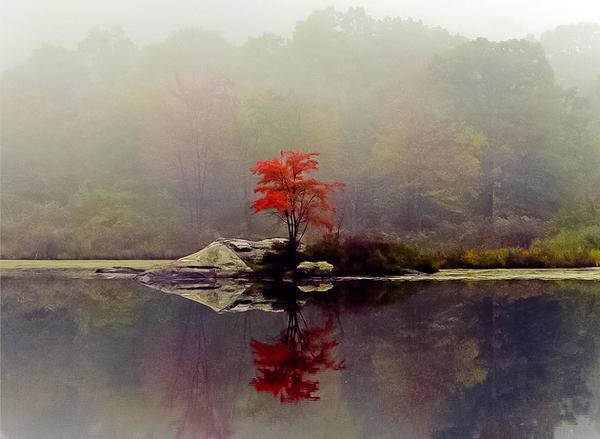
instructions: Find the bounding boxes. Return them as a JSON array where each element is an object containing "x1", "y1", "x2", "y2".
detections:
[{"x1": 250, "y1": 312, "x2": 345, "y2": 403}]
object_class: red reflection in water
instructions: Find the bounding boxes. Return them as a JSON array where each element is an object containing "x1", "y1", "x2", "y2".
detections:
[{"x1": 250, "y1": 308, "x2": 345, "y2": 403}]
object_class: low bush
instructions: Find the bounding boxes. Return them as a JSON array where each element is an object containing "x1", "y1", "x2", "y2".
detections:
[
  {"x1": 249, "y1": 241, "x2": 301, "y2": 276},
  {"x1": 441, "y1": 223, "x2": 600, "y2": 269},
  {"x1": 306, "y1": 235, "x2": 439, "y2": 275}
]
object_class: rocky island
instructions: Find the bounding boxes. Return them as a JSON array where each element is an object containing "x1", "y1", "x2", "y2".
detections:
[{"x1": 97, "y1": 238, "x2": 334, "y2": 312}]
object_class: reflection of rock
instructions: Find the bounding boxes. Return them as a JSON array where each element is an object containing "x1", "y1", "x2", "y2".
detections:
[
  {"x1": 176, "y1": 281, "x2": 253, "y2": 313},
  {"x1": 221, "y1": 287, "x2": 291, "y2": 313},
  {"x1": 296, "y1": 261, "x2": 334, "y2": 277},
  {"x1": 95, "y1": 267, "x2": 145, "y2": 278},
  {"x1": 140, "y1": 278, "x2": 291, "y2": 314},
  {"x1": 297, "y1": 282, "x2": 334, "y2": 293},
  {"x1": 402, "y1": 268, "x2": 426, "y2": 276}
]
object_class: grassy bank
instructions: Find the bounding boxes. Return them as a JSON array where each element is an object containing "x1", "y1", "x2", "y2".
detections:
[
  {"x1": 306, "y1": 234, "x2": 600, "y2": 274},
  {"x1": 441, "y1": 226, "x2": 600, "y2": 269},
  {"x1": 442, "y1": 247, "x2": 600, "y2": 269},
  {"x1": 0, "y1": 260, "x2": 170, "y2": 270},
  {"x1": 2, "y1": 229, "x2": 598, "y2": 276}
]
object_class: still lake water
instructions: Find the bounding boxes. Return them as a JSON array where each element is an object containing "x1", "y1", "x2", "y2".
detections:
[{"x1": 1, "y1": 274, "x2": 600, "y2": 439}]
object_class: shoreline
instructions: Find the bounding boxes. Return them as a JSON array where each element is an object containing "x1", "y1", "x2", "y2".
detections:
[{"x1": 1, "y1": 260, "x2": 599, "y2": 282}]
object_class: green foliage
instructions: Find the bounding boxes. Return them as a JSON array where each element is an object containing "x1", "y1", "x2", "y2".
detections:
[
  {"x1": 591, "y1": 250, "x2": 600, "y2": 267},
  {"x1": 0, "y1": 260, "x2": 167, "y2": 270},
  {"x1": 544, "y1": 225, "x2": 600, "y2": 263}
]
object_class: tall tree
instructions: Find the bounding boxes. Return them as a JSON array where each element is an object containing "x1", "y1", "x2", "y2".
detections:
[
  {"x1": 373, "y1": 72, "x2": 481, "y2": 231},
  {"x1": 541, "y1": 23, "x2": 600, "y2": 95},
  {"x1": 431, "y1": 39, "x2": 570, "y2": 220}
]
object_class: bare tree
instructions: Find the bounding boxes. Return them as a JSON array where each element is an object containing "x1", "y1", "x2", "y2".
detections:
[{"x1": 165, "y1": 71, "x2": 235, "y2": 233}]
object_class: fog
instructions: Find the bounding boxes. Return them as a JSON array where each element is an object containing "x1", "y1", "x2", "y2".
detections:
[
  {"x1": 2, "y1": 0, "x2": 600, "y2": 69},
  {"x1": 3, "y1": 4, "x2": 600, "y2": 439},
  {"x1": 1, "y1": 1, "x2": 599, "y2": 260}
]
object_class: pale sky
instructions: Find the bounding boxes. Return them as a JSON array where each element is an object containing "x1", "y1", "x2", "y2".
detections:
[{"x1": 2, "y1": 0, "x2": 600, "y2": 70}]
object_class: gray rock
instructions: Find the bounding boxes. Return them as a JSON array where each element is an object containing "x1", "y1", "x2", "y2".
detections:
[
  {"x1": 216, "y1": 237, "x2": 289, "y2": 264},
  {"x1": 135, "y1": 237, "x2": 292, "y2": 294},
  {"x1": 226, "y1": 239, "x2": 253, "y2": 252},
  {"x1": 296, "y1": 261, "x2": 334, "y2": 277},
  {"x1": 95, "y1": 267, "x2": 145, "y2": 279},
  {"x1": 177, "y1": 241, "x2": 253, "y2": 277},
  {"x1": 401, "y1": 268, "x2": 426, "y2": 276},
  {"x1": 135, "y1": 266, "x2": 216, "y2": 288},
  {"x1": 135, "y1": 242, "x2": 251, "y2": 294}
]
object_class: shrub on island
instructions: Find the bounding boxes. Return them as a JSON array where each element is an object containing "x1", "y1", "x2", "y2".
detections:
[{"x1": 306, "y1": 235, "x2": 439, "y2": 275}]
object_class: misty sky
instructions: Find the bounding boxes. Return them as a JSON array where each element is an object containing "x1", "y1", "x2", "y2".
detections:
[{"x1": 2, "y1": 0, "x2": 600, "y2": 70}]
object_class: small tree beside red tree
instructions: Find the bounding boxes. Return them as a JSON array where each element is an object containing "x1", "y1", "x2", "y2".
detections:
[{"x1": 251, "y1": 150, "x2": 344, "y2": 254}]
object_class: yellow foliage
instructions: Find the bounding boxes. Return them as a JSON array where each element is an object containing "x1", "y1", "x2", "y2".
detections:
[
  {"x1": 462, "y1": 248, "x2": 509, "y2": 268},
  {"x1": 454, "y1": 338, "x2": 488, "y2": 388},
  {"x1": 591, "y1": 250, "x2": 600, "y2": 267}
]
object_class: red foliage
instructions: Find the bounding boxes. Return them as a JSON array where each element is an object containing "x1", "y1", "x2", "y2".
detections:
[
  {"x1": 251, "y1": 150, "x2": 344, "y2": 248},
  {"x1": 250, "y1": 318, "x2": 345, "y2": 403}
]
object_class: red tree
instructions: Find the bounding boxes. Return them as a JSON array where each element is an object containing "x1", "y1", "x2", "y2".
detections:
[{"x1": 251, "y1": 150, "x2": 343, "y2": 252}]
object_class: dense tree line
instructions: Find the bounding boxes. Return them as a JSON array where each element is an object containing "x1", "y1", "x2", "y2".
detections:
[{"x1": 1, "y1": 8, "x2": 599, "y2": 258}]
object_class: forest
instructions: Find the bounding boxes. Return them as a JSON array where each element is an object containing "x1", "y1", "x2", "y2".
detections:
[{"x1": 1, "y1": 8, "x2": 599, "y2": 263}]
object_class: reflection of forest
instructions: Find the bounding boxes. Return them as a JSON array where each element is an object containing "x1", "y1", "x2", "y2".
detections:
[
  {"x1": 148, "y1": 306, "x2": 234, "y2": 438},
  {"x1": 1, "y1": 277, "x2": 600, "y2": 439},
  {"x1": 336, "y1": 282, "x2": 600, "y2": 439}
]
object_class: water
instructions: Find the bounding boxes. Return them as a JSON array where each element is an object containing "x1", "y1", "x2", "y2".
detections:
[{"x1": 1, "y1": 275, "x2": 600, "y2": 439}]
